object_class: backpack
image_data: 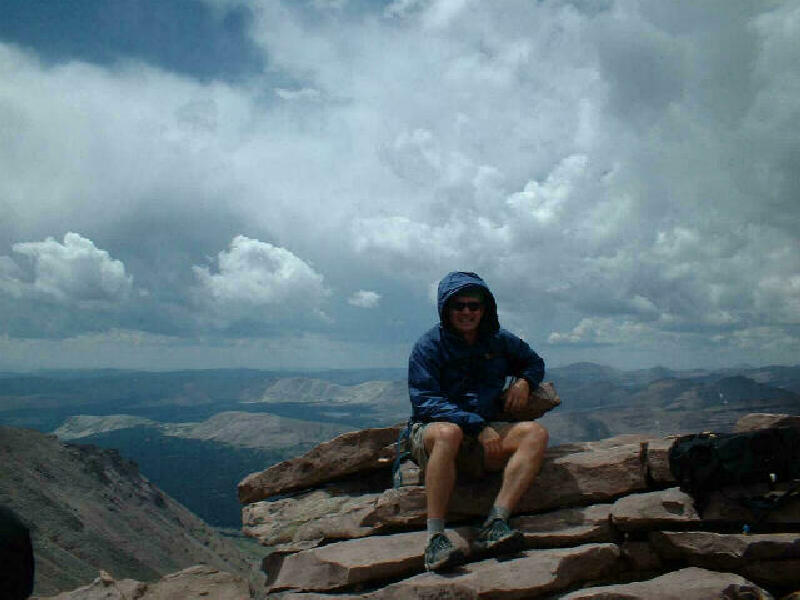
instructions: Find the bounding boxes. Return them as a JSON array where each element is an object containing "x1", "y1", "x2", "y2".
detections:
[
  {"x1": 669, "y1": 427, "x2": 800, "y2": 520},
  {"x1": 392, "y1": 423, "x2": 415, "y2": 489}
]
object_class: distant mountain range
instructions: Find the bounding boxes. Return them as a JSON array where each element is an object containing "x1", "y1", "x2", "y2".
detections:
[{"x1": 2, "y1": 363, "x2": 799, "y2": 527}]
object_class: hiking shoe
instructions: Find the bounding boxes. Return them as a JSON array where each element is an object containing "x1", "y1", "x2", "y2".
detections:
[
  {"x1": 474, "y1": 518, "x2": 525, "y2": 555},
  {"x1": 424, "y1": 532, "x2": 465, "y2": 571}
]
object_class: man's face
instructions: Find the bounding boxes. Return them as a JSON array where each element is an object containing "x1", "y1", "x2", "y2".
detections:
[{"x1": 447, "y1": 293, "x2": 485, "y2": 337}]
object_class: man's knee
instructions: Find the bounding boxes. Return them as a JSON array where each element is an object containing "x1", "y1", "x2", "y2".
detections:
[
  {"x1": 516, "y1": 421, "x2": 549, "y2": 450},
  {"x1": 425, "y1": 422, "x2": 464, "y2": 454}
]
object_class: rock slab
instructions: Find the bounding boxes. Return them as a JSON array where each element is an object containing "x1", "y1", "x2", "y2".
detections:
[
  {"x1": 558, "y1": 566, "x2": 774, "y2": 599},
  {"x1": 378, "y1": 543, "x2": 622, "y2": 600},
  {"x1": 651, "y1": 531, "x2": 800, "y2": 587},
  {"x1": 268, "y1": 529, "x2": 471, "y2": 592},
  {"x1": 239, "y1": 426, "x2": 401, "y2": 504}
]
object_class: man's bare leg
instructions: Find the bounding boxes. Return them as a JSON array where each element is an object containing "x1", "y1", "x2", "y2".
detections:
[
  {"x1": 492, "y1": 421, "x2": 549, "y2": 512},
  {"x1": 421, "y1": 422, "x2": 466, "y2": 570},
  {"x1": 423, "y1": 422, "x2": 463, "y2": 518},
  {"x1": 475, "y1": 421, "x2": 548, "y2": 553}
]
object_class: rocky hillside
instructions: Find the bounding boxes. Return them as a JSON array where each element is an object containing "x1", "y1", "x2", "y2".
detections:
[
  {"x1": 237, "y1": 413, "x2": 800, "y2": 599},
  {"x1": 0, "y1": 426, "x2": 256, "y2": 597}
]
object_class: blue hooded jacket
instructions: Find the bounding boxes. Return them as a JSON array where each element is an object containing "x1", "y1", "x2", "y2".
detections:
[{"x1": 408, "y1": 272, "x2": 545, "y2": 436}]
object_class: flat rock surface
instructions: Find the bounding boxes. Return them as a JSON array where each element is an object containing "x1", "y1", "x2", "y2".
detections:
[
  {"x1": 377, "y1": 543, "x2": 622, "y2": 600},
  {"x1": 512, "y1": 503, "x2": 613, "y2": 547},
  {"x1": 557, "y1": 566, "x2": 773, "y2": 599},
  {"x1": 269, "y1": 529, "x2": 471, "y2": 592},
  {"x1": 476, "y1": 441, "x2": 648, "y2": 515},
  {"x1": 651, "y1": 531, "x2": 800, "y2": 588},
  {"x1": 243, "y1": 489, "x2": 381, "y2": 546},
  {"x1": 651, "y1": 530, "x2": 800, "y2": 565},
  {"x1": 239, "y1": 426, "x2": 401, "y2": 504},
  {"x1": 610, "y1": 487, "x2": 700, "y2": 530}
]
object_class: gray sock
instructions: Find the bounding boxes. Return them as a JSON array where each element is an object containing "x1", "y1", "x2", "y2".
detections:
[
  {"x1": 427, "y1": 518, "x2": 445, "y2": 539},
  {"x1": 485, "y1": 505, "x2": 511, "y2": 525}
]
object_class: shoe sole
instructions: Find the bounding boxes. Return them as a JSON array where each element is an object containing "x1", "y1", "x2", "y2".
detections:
[
  {"x1": 474, "y1": 530, "x2": 525, "y2": 556},
  {"x1": 425, "y1": 548, "x2": 466, "y2": 572}
]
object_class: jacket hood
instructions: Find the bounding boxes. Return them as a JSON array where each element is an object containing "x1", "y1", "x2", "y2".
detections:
[{"x1": 436, "y1": 271, "x2": 500, "y2": 336}]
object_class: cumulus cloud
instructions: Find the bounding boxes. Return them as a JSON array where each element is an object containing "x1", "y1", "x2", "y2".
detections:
[
  {"x1": 193, "y1": 235, "x2": 330, "y2": 322},
  {"x1": 548, "y1": 317, "x2": 656, "y2": 346},
  {"x1": 348, "y1": 290, "x2": 381, "y2": 309},
  {"x1": 4, "y1": 233, "x2": 132, "y2": 304},
  {"x1": 1, "y1": 1, "x2": 799, "y2": 369}
]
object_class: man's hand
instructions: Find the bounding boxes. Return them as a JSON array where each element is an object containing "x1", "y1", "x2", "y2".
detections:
[
  {"x1": 478, "y1": 426, "x2": 504, "y2": 459},
  {"x1": 503, "y1": 377, "x2": 530, "y2": 414}
]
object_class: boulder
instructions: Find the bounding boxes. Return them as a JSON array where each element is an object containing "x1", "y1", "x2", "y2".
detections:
[
  {"x1": 735, "y1": 413, "x2": 800, "y2": 432},
  {"x1": 495, "y1": 382, "x2": 561, "y2": 421},
  {"x1": 610, "y1": 488, "x2": 700, "y2": 531},
  {"x1": 557, "y1": 566, "x2": 774, "y2": 599},
  {"x1": 377, "y1": 543, "x2": 622, "y2": 600},
  {"x1": 650, "y1": 531, "x2": 800, "y2": 587},
  {"x1": 511, "y1": 504, "x2": 613, "y2": 548},
  {"x1": 267, "y1": 529, "x2": 471, "y2": 593},
  {"x1": 239, "y1": 426, "x2": 401, "y2": 504}
]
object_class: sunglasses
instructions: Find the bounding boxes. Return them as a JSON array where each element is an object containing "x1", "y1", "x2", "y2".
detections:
[{"x1": 450, "y1": 301, "x2": 483, "y2": 312}]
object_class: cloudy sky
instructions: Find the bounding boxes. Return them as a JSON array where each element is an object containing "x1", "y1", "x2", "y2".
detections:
[{"x1": 1, "y1": 0, "x2": 798, "y2": 372}]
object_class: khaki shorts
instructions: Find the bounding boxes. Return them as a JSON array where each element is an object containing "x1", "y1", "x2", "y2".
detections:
[{"x1": 409, "y1": 421, "x2": 510, "y2": 482}]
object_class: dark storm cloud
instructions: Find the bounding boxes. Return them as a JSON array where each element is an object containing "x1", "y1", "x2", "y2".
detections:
[{"x1": 0, "y1": 0, "x2": 798, "y2": 370}]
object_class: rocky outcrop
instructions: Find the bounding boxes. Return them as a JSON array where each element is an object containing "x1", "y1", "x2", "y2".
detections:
[
  {"x1": 240, "y1": 413, "x2": 800, "y2": 598},
  {"x1": 238, "y1": 426, "x2": 401, "y2": 504},
  {"x1": 238, "y1": 383, "x2": 561, "y2": 505},
  {"x1": 494, "y1": 381, "x2": 561, "y2": 421},
  {"x1": 32, "y1": 565, "x2": 251, "y2": 600}
]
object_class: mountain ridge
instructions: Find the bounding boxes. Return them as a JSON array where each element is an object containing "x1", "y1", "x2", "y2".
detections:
[{"x1": 0, "y1": 426, "x2": 257, "y2": 597}]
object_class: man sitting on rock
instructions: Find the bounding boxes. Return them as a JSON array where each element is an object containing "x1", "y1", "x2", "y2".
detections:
[{"x1": 408, "y1": 271, "x2": 549, "y2": 571}]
